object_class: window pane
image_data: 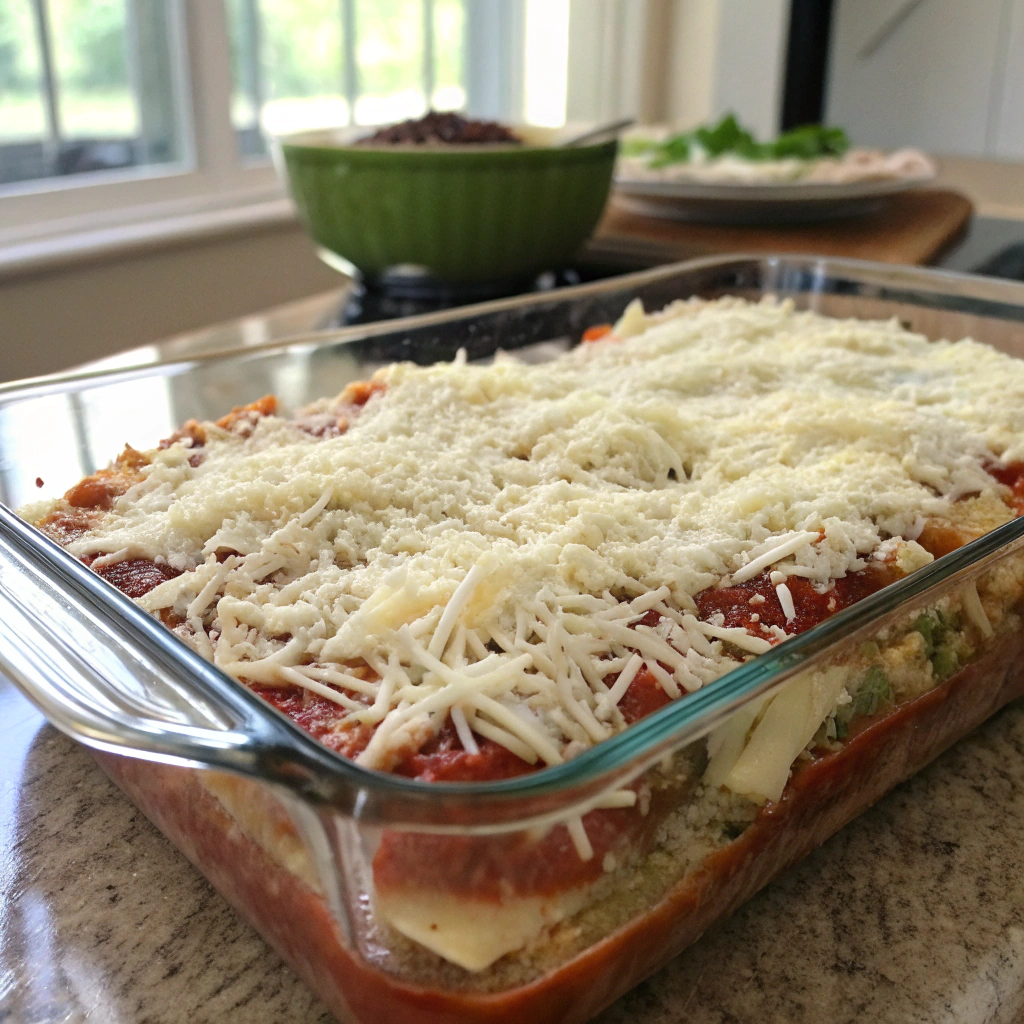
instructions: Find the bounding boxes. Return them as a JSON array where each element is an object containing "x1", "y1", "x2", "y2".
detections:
[
  {"x1": 432, "y1": 0, "x2": 464, "y2": 110},
  {"x1": 354, "y1": 0, "x2": 424, "y2": 125},
  {"x1": 263, "y1": 0, "x2": 346, "y2": 136},
  {"x1": 0, "y1": 2, "x2": 46, "y2": 144},
  {"x1": 228, "y1": 0, "x2": 468, "y2": 155},
  {"x1": 50, "y1": 0, "x2": 136, "y2": 138},
  {"x1": 523, "y1": 0, "x2": 567, "y2": 127},
  {"x1": 0, "y1": 0, "x2": 186, "y2": 189},
  {"x1": 226, "y1": 0, "x2": 264, "y2": 155},
  {"x1": 228, "y1": 0, "x2": 348, "y2": 143}
]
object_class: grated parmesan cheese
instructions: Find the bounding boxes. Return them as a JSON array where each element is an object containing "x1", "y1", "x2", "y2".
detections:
[{"x1": 58, "y1": 296, "x2": 1024, "y2": 771}]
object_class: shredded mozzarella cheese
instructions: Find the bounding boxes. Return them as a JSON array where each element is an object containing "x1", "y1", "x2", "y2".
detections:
[{"x1": 59, "y1": 296, "x2": 1024, "y2": 770}]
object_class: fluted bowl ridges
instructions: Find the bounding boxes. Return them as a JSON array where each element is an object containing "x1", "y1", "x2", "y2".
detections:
[{"x1": 276, "y1": 125, "x2": 617, "y2": 286}]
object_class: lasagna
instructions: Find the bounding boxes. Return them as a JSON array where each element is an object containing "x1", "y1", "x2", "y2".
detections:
[{"x1": 23, "y1": 296, "x2": 1024, "y2": 981}]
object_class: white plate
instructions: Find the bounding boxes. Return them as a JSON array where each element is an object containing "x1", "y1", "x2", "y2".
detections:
[{"x1": 613, "y1": 173, "x2": 936, "y2": 226}]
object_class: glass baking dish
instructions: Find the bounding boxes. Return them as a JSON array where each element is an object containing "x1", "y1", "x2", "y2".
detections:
[{"x1": 4, "y1": 255, "x2": 1024, "y2": 1023}]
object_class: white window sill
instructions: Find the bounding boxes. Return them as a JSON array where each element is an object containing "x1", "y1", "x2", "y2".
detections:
[{"x1": 0, "y1": 192, "x2": 300, "y2": 283}]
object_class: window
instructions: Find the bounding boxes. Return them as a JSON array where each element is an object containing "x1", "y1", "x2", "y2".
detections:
[
  {"x1": 0, "y1": 0, "x2": 640, "y2": 260},
  {"x1": 0, "y1": 0, "x2": 187, "y2": 186}
]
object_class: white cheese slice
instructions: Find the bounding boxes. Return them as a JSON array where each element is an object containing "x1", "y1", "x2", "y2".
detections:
[
  {"x1": 375, "y1": 885, "x2": 587, "y2": 972},
  {"x1": 703, "y1": 692, "x2": 773, "y2": 788},
  {"x1": 721, "y1": 666, "x2": 848, "y2": 803}
]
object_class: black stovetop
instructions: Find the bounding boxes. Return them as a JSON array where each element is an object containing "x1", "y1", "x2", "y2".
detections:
[
  {"x1": 319, "y1": 258, "x2": 654, "y2": 328},
  {"x1": 319, "y1": 216, "x2": 1024, "y2": 328}
]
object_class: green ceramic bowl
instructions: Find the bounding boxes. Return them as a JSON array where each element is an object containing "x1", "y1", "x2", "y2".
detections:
[{"x1": 275, "y1": 125, "x2": 617, "y2": 288}]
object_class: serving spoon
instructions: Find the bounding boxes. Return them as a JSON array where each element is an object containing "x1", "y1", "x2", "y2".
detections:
[{"x1": 561, "y1": 117, "x2": 635, "y2": 147}]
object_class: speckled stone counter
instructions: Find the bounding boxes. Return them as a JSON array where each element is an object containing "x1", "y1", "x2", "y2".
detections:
[{"x1": 4, "y1": 672, "x2": 1024, "y2": 1024}]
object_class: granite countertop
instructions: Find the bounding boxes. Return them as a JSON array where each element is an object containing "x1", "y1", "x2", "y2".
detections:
[{"x1": 4, "y1": 669, "x2": 1024, "y2": 1024}]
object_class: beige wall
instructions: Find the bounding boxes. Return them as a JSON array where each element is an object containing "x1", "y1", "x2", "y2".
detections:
[
  {"x1": 0, "y1": 220, "x2": 341, "y2": 382},
  {"x1": 664, "y1": 0, "x2": 789, "y2": 135}
]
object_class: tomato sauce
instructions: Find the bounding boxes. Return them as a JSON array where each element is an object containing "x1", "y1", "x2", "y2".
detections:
[
  {"x1": 62, "y1": 444, "x2": 149, "y2": 510},
  {"x1": 158, "y1": 419, "x2": 206, "y2": 451},
  {"x1": 617, "y1": 665, "x2": 674, "y2": 723},
  {"x1": 696, "y1": 562, "x2": 902, "y2": 639},
  {"x1": 987, "y1": 460, "x2": 1024, "y2": 514},
  {"x1": 255, "y1": 688, "x2": 375, "y2": 760},
  {"x1": 394, "y1": 722, "x2": 534, "y2": 783},
  {"x1": 39, "y1": 508, "x2": 97, "y2": 544},
  {"x1": 914, "y1": 460, "x2": 1024, "y2": 557},
  {"x1": 215, "y1": 395, "x2": 278, "y2": 434},
  {"x1": 341, "y1": 379, "x2": 386, "y2": 407},
  {"x1": 291, "y1": 380, "x2": 385, "y2": 439},
  {"x1": 582, "y1": 324, "x2": 614, "y2": 343},
  {"x1": 89, "y1": 557, "x2": 181, "y2": 599},
  {"x1": 372, "y1": 795, "x2": 659, "y2": 900}
]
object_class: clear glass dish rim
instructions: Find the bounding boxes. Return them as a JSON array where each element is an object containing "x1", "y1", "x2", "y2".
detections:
[
  {"x1": 3, "y1": 252, "x2": 1024, "y2": 399},
  {"x1": 5, "y1": 253, "x2": 1024, "y2": 817}
]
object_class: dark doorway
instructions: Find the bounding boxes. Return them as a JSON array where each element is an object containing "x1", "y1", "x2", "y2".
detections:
[{"x1": 780, "y1": 0, "x2": 836, "y2": 129}]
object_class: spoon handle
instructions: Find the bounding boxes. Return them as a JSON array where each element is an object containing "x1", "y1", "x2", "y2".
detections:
[{"x1": 562, "y1": 117, "x2": 635, "y2": 147}]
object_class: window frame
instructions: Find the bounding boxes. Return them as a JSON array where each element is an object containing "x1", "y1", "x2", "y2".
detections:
[
  {"x1": 0, "y1": 0, "x2": 654, "y2": 270},
  {"x1": 1, "y1": 0, "x2": 285, "y2": 256}
]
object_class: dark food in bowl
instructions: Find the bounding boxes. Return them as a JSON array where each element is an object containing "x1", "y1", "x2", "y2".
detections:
[{"x1": 358, "y1": 110, "x2": 522, "y2": 146}]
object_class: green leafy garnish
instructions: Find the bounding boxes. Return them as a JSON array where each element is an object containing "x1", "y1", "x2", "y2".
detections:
[
  {"x1": 691, "y1": 113, "x2": 759, "y2": 158},
  {"x1": 648, "y1": 134, "x2": 693, "y2": 168},
  {"x1": 834, "y1": 666, "x2": 892, "y2": 739},
  {"x1": 630, "y1": 113, "x2": 850, "y2": 168},
  {"x1": 771, "y1": 123, "x2": 850, "y2": 159},
  {"x1": 621, "y1": 137, "x2": 662, "y2": 158}
]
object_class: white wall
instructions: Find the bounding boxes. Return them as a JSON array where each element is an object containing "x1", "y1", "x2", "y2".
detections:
[
  {"x1": 0, "y1": 222, "x2": 340, "y2": 381},
  {"x1": 563, "y1": 0, "x2": 790, "y2": 132},
  {"x1": 826, "y1": 0, "x2": 1024, "y2": 158},
  {"x1": 665, "y1": 0, "x2": 789, "y2": 134},
  {"x1": 566, "y1": 0, "x2": 652, "y2": 123},
  {"x1": 996, "y1": 0, "x2": 1024, "y2": 159},
  {"x1": 664, "y1": 0, "x2": 719, "y2": 128}
]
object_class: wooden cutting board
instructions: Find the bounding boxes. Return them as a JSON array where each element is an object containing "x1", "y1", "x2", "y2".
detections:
[{"x1": 586, "y1": 188, "x2": 973, "y2": 267}]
